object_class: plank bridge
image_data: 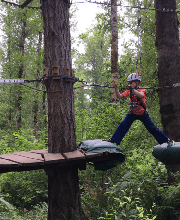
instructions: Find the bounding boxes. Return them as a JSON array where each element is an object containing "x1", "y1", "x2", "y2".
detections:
[{"x1": 0, "y1": 149, "x2": 121, "y2": 173}]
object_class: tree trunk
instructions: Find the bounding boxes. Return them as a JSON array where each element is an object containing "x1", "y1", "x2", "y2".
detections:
[
  {"x1": 17, "y1": 18, "x2": 26, "y2": 130},
  {"x1": 7, "y1": 33, "x2": 12, "y2": 125},
  {"x1": 155, "y1": 0, "x2": 180, "y2": 140},
  {"x1": 43, "y1": 91, "x2": 47, "y2": 128},
  {"x1": 155, "y1": 0, "x2": 180, "y2": 184},
  {"x1": 111, "y1": 0, "x2": 119, "y2": 104},
  {"x1": 34, "y1": 31, "x2": 42, "y2": 139},
  {"x1": 41, "y1": 0, "x2": 82, "y2": 219}
]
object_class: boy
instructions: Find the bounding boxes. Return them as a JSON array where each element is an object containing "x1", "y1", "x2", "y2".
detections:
[{"x1": 109, "y1": 73, "x2": 174, "y2": 147}]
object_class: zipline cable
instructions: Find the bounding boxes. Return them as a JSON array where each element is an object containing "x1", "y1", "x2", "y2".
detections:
[
  {"x1": 0, "y1": 77, "x2": 180, "y2": 92},
  {"x1": 0, "y1": 77, "x2": 177, "y2": 114},
  {"x1": 0, "y1": 78, "x2": 43, "y2": 84}
]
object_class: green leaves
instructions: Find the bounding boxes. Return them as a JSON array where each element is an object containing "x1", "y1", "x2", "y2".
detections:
[
  {"x1": 75, "y1": 101, "x2": 124, "y2": 144},
  {"x1": 0, "y1": 170, "x2": 48, "y2": 211},
  {"x1": 13, "y1": 129, "x2": 47, "y2": 152},
  {"x1": 76, "y1": 96, "x2": 180, "y2": 219}
]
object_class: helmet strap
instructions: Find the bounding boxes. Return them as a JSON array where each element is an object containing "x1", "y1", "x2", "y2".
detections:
[{"x1": 135, "y1": 81, "x2": 139, "y2": 89}]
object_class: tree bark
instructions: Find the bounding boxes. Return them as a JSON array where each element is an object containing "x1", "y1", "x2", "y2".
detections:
[
  {"x1": 7, "y1": 30, "x2": 12, "y2": 125},
  {"x1": 155, "y1": 0, "x2": 180, "y2": 184},
  {"x1": 155, "y1": 0, "x2": 180, "y2": 141},
  {"x1": 34, "y1": 31, "x2": 42, "y2": 139},
  {"x1": 17, "y1": 18, "x2": 26, "y2": 130},
  {"x1": 43, "y1": 91, "x2": 47, "y2": 128},
  {"x1": 111, "y1": 0, "x2": 119, "y2": 104},
  {"x1": 41, "y1": 0, "x2": 82, "y2": 219}
]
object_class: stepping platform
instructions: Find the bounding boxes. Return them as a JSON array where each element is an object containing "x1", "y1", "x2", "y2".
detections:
[
  {"x1": 77, "y1": 139, "x2": 125, "y2": 171},
  {"x1": 152, "y1": 142, "x2": 180, "y2": 165},
  {"x1": 0, "y1": 140, "x2": 125, "y2": 173}
]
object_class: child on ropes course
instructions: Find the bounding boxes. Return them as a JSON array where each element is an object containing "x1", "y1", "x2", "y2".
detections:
[{"x1": 109, "y1": 73, "x2": 174, "y2": 147}]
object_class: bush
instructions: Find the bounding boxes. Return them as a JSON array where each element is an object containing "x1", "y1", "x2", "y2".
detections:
[{"x1": 0, "y1": 170, "x2": 48, "y2": 211}]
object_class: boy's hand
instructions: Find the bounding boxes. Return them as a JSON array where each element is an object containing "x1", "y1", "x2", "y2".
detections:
[
  {"x1": 128, "y1": 84, "x2": 132, "y2": 89},
  {"x1": 112, "y1": 81, "x2": 122, "y2": 99},
  {"x1": 112, "y1": 81, "x2": 118, "y2": 88}
]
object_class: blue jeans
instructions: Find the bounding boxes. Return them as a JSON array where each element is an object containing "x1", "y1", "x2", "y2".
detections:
[{"x1": 111, "y1": 112, "x2": 168, "y2": 145}]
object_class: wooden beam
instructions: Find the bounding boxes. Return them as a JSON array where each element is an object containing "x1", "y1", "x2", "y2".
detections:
[
  {"x1": 21, "y1": 0, "x2": 34, "y2": 9},
  {"x1": 0, "y1": 148, "x2": 125, "y2": 174}
]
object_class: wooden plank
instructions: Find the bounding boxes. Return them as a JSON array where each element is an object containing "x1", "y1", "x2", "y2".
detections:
[
  {"x1": 63, "y1": 149, "x2": 86, "y2": 161},
  {"x1": 29, "y1": 149, "x2": 48, "y2": 154},
  {"x1": 0, "y1": 154, "x2": 44, "y2": 166},
  {"x1": 0, "y1": 148, "x2": 122, "y2": 171},
  {"x1": 21, "y1": 0, "x2": 34, "y2": 8},
  {"x1": 13, "y1": 152, "x2": 44, "y2": 161},
  {"x1": 43, "y1": 153, "x2": 66, "y2": 164},
  {"x1": 0, "y1": 158, "x2": 19, "y2": 167}
]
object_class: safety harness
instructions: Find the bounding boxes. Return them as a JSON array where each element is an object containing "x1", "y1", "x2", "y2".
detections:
[{"x1": 129, "y1": 89, "x2": 146, "y2": 112}]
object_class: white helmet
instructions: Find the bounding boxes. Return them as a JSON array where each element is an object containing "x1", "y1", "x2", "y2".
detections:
[{"x1": 127, "y1": 73, "x2": 141, "y2": 82}]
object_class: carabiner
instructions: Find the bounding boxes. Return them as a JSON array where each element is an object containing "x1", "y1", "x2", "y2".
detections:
[{"x1": 138, "y1": 72, "x2": 143, "y2": 76}]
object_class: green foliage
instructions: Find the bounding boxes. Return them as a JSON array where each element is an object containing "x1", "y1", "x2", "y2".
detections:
[
  {"x1": 79, "y1": 145, "x2": 180, "y2": 219},
  {"x1": 74, "y1": 11, "x2": 112, "y2": 106},
  {"x1": 75, "y1": 101, "x2": 128, "y2": 144},
  {"x1": 0, "y1": 170, "x2": 48, "y2": 211},
  {"x1": 22, "y1": 202, "x2": 48, "y2": 220},
  {"x1": 0, "y1": 199, "x2": 47, "y2": 219},
  {"x1": 13, "y1": 129, "x2": 48, "y2": 152},
  {"x1": 76, "y1": 97, "x2": 180, "y2": 219},
  {"x1": 0, "y1": 0, "x2": 45, "y2": 133},
  {"x1": 0, "y1": 197, "x2": 20, "y2": 220},
  {"x1": 74, "y1": 4, "x2": 180, "y2": 219},
  {"x1": 0, "y1": 0, "x2": 179, "y2": 219}
]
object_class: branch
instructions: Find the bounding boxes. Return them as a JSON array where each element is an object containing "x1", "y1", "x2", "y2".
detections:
[{"x1": 21, "y1": 0, "x2": 33, "y2": 8}]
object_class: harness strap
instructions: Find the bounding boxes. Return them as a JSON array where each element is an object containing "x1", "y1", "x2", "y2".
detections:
[{"x1": 130, "y1": 89, "x2": 146, "y2": 111}]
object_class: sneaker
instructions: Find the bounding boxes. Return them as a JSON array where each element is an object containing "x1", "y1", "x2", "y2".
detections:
[
  {"x1": 108, "y1": 138, "x2": 115, "y2": 143},
  {"x1": 108, "y1": 138, "x2": 118, "y2": 146},
  {"x1": 167, "y1": 139, "x2": 175, "y2": 147}
]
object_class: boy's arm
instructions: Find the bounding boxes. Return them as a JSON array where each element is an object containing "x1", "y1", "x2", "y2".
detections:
[
  {"x1": 132, "y1": 89, "x2": 144, "y2": 99},
  {"x1": 112, "y1": 82, "x2": 124, "y2": 100}
]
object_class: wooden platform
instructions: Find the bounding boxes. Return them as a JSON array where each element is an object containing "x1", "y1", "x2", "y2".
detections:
[{"x1": 0, "y1": 149, "x2": 122, "y2": 173}]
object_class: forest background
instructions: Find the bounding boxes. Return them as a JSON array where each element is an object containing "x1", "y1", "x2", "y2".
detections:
[{"x1": 0, "y1": 0, "x2": 179, "y2": 219}]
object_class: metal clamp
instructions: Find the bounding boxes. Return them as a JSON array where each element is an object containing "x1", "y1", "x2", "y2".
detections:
[
  {"x1": 128, "y1": 102, "x2": 138, "y2": 108},
  {"x1": 173, "y1": 83, "x2": 180, "y2": 87}
]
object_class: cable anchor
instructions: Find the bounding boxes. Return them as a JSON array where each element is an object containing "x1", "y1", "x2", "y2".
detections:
[{"x1": 173, "y1": 83, "x2": 180, "y2": 87}]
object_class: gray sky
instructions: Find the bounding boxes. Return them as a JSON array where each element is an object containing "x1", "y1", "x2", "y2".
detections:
[{"x1": 71, "y1": 1, "x2": 135, "y2": 55}]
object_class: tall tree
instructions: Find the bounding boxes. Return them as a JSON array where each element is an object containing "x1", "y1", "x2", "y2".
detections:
[
  {"x1": 75, "y1": 30, "x2": 111, "y2": 106},
  {"x1": 155, "y1": 0, "x2": 180, "y2": 183},
  {"x1": 41, "y1": 0, "x2": 82, "y2": 219},
  {"x1": 17, "y1": 16, "x2": 26, "y2": 130},
  {"x1": 34, "y1": 31, "x2": 42, "y2": 138},
  {"x1": 0, "y1": 2, "x2": 44, "y2": 133},
  {"x1": 155, "y1": 0, "x2": 180, "y2": 141},
  {"x1": 111, "y1": 0, "x2": 119, "y2": 104}
]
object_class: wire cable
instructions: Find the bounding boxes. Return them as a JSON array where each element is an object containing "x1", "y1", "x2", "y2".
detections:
[
  {"x1": 2, "y1": 0, "x2": 180, "y2": 13},
  {"x1": 1, "y1": 76, "x2": 179, "y2": 93},
  {"x1": 71, "y1": 0, "x2": 180, "y2": 12}
]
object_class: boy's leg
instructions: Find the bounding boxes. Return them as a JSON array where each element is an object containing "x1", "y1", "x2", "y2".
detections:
[
  {"x1": 141, "y1": 113, "x2": 168, "y2": 144},
  {"x1": 111, "y1": 113, "x2": 135, "y2": 145}
]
